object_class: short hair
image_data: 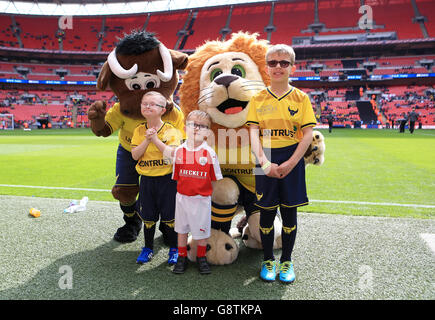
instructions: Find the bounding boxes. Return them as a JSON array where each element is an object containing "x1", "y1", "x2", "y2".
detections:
[
  {"x1": 266, "y1": 44, "x2": 296, "y2": 66},
  {"x1": 186, "y1": 110, "x2": 212, "y2": 127},
  {"x1": 141, "y1": 91, "x2": 167, "y2": 108}
]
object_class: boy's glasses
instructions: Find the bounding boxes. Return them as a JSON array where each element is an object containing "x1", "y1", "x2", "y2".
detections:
[
  {"x1": 141, "y1": 102, "x2": 165, "y2": 109},
  {"x1": 186, "y1": 121, "x2": 209, "y2": 130},
  {"x1": 266, "y1": 60, "x2": 292, "y2": 68}
]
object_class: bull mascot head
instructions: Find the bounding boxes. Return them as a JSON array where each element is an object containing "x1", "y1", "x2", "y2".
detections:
[{"x1": 97, "y1": 30, "x2": 188, "y2": 119}]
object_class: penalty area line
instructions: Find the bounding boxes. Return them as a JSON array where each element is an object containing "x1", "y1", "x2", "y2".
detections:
[{"x1": 1, "y1": 184, "x2": 435, "y2": 209}]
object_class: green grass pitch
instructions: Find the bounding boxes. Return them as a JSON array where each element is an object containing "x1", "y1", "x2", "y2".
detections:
[
  {"x1": 0, "y1": 128, "x2": 434, "y2": 301},
  {"x1": 0, "y1": 128, "x2": 434, "y2": 218}
]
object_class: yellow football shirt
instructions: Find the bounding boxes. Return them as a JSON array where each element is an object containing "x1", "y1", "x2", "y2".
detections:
[
  {"x1": 131, "y1": 122, "x2": 182, "y2": 176},
  {"x1": 245, "y1": 86, "x2": 316, "y2": 148},
  {"x1": 105, "y1": 102, "x2": 185, "y2": 151}
]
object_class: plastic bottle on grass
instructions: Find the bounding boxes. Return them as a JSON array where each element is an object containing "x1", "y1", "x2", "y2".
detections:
[
  {"x1": 64, "y1": 196, "x2": 88, "y2": 213},
  {"x1": 29, "y1": 208, "x2": 41, "y2": 218}
]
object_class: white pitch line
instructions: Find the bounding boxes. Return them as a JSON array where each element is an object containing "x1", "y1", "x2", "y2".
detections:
[
  {"x1": 1, "y1": 184, "x2": 435, "y2": 209},
  {"x1": 310, "y1": 199, "x2": 435, "y2": 209},
  {"x1": 420, "y1": 234, "x2": 435, "y2": 255}
]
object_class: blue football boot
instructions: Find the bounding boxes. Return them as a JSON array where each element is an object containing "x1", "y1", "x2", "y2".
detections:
[
  {"x1": 260, "y1": 260, "x2": 276, "y2": 282},
  {"x1": 136, "y1": 247, "x2": 153, "y2": 264},
  {"x1": 278, "y1": 261, "x2": 295, "y2": 284}
]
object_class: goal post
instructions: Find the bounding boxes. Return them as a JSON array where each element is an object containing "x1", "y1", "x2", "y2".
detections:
[{"x1": 0, "y1": 114, "x2": 14, "y2": 130}]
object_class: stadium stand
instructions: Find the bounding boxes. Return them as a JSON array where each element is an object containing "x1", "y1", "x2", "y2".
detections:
[
  {"x1": 103, "y1": 16, "x2": 144, "y2": 51},
  {"x1": 271, "y1": 1, "x2": 315, "y2": 44},
  {"x1": 366, "y1": 1, "x2": 424, "y2": 39},
  {"x1": 1, "y1": 0, "x2": 434, "y2": 51},
  {"x1": 62, "y1": 17, "x2": 101, "y2": 52},
  {"x1": 0, "y1": 89, "x2": 115, "y2": 127},
  {"x1": 313, "y1": 84, "x2": 435, "y2": 127},
  {"x1": 183, "y1": 7, "x2": 229, "y2": 49},
  {"x1": 0, "y1": 0, "x2": 434, "y2": 129},
  {"x1": 13, "y1": 16, "x2": 59, "y2": 50},
  {"x1": 228, "y1": 4, "x2": 270, "y2": 40},
  {"x1": 0, "y1": 61, "x2": 100, "y2": 81}
]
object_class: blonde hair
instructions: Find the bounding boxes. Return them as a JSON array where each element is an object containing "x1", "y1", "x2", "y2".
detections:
[
  {"x1": 141, "y1": 91, "x2": 167, "y2": 108},
  {"x1": 266, "y1": 44, "x2": 296, "y2": 66},
  {"x1": 186, "y1": 110, "x2": 212, "y2": 127}
]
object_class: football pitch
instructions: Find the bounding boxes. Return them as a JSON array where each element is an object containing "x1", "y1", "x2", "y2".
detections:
[
  {"x1": 1, "y1": 127, "x2": 434, "y2": 218},
  {"x1": 0, "y1": 128, "x2": 434, "y2": 300}
]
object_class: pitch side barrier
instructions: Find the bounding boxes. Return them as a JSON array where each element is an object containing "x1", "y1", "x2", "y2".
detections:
[{"x1": 2, "y1": 72, "x2": 435, "y2": 86}]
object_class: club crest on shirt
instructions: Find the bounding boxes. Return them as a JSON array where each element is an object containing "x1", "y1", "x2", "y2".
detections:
[
  {"x1": 199, "y1": 156, "x2": 208, "y2": 166},
  {"x1": 256, "y1": 192, "x2": 263, "y2": 201},
  {"x1": 288, "y1": 106, "x2": 299, "y2": 116}
]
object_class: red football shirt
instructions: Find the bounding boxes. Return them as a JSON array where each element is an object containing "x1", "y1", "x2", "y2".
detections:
[{"x1": 172, "y1": 141, "x2": 223, "y2": 196}]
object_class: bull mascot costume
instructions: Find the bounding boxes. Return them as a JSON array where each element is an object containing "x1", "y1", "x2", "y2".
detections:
[{"x1": 88, "y1": 31, "x2": 188, "y2": 243}]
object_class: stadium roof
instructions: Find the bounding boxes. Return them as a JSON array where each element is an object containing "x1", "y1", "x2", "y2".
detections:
[{"x1": 0, "y1": 0, "x2": 273, "y2": 15}]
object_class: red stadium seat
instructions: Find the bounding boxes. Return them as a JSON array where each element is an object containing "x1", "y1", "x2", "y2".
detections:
[{"x1": 184, "y1": 7, "x2": 229, "y2": 49}]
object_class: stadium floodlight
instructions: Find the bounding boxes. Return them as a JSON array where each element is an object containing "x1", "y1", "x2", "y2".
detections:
[{"x1": 0, "y1": 114, "x2": 14, "y2": 130}]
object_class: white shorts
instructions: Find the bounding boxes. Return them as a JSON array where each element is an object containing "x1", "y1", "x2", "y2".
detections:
[{"x1": 174, "y1": 192, "x2": 211, "y2": 240}]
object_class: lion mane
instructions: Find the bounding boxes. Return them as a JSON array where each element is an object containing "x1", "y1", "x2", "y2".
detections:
[{"x1": 179, "y1": 32, "x2": 270, "y2": 132}]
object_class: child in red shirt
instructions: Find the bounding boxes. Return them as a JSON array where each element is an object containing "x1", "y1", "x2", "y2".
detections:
[{"x1": 155, "y1": 110, "x2": 222, "y2": 274}]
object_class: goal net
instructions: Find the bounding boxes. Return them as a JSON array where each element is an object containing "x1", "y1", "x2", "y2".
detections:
[{"x1": 0, "y1": 114, "x2": 14, "y2": 130}]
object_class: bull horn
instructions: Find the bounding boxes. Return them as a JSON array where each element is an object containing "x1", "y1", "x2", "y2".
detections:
[
  {"x1": 156, "y1": 43, "x2": 173, "y2": 82},
  {"x1": 107, "y1": 49, "x2": 138, "y2": 79}
]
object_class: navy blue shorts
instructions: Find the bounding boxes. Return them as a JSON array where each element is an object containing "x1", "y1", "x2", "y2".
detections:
[
  {"x1": 138, "y1": 174, "x2": 177, "y2": 223},
  {"x1": 254, "y1": 144, "x2": 308, "y2": 210},
  {"x1": 115, "y1": 144, "x2": 139, "y2": 187}
]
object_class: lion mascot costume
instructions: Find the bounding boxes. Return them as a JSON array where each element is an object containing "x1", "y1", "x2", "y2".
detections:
[
  {"x1": 180, "y1": 32, "x2": 269, "y2": 235},
  {"x1": 88, "y1": 31, "x2": 188, "y2": 243},
  {"x1": 178, "y1": 32, "x2": 324, "y2": 263}
]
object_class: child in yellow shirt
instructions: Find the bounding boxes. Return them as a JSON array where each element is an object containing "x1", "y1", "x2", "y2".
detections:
[
  {"x1": 246, "y1": 44, "x2": 316, "y2": 283},
  {"x1": 131, "y1": 91, "x2": 183, "y2": 265}
]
